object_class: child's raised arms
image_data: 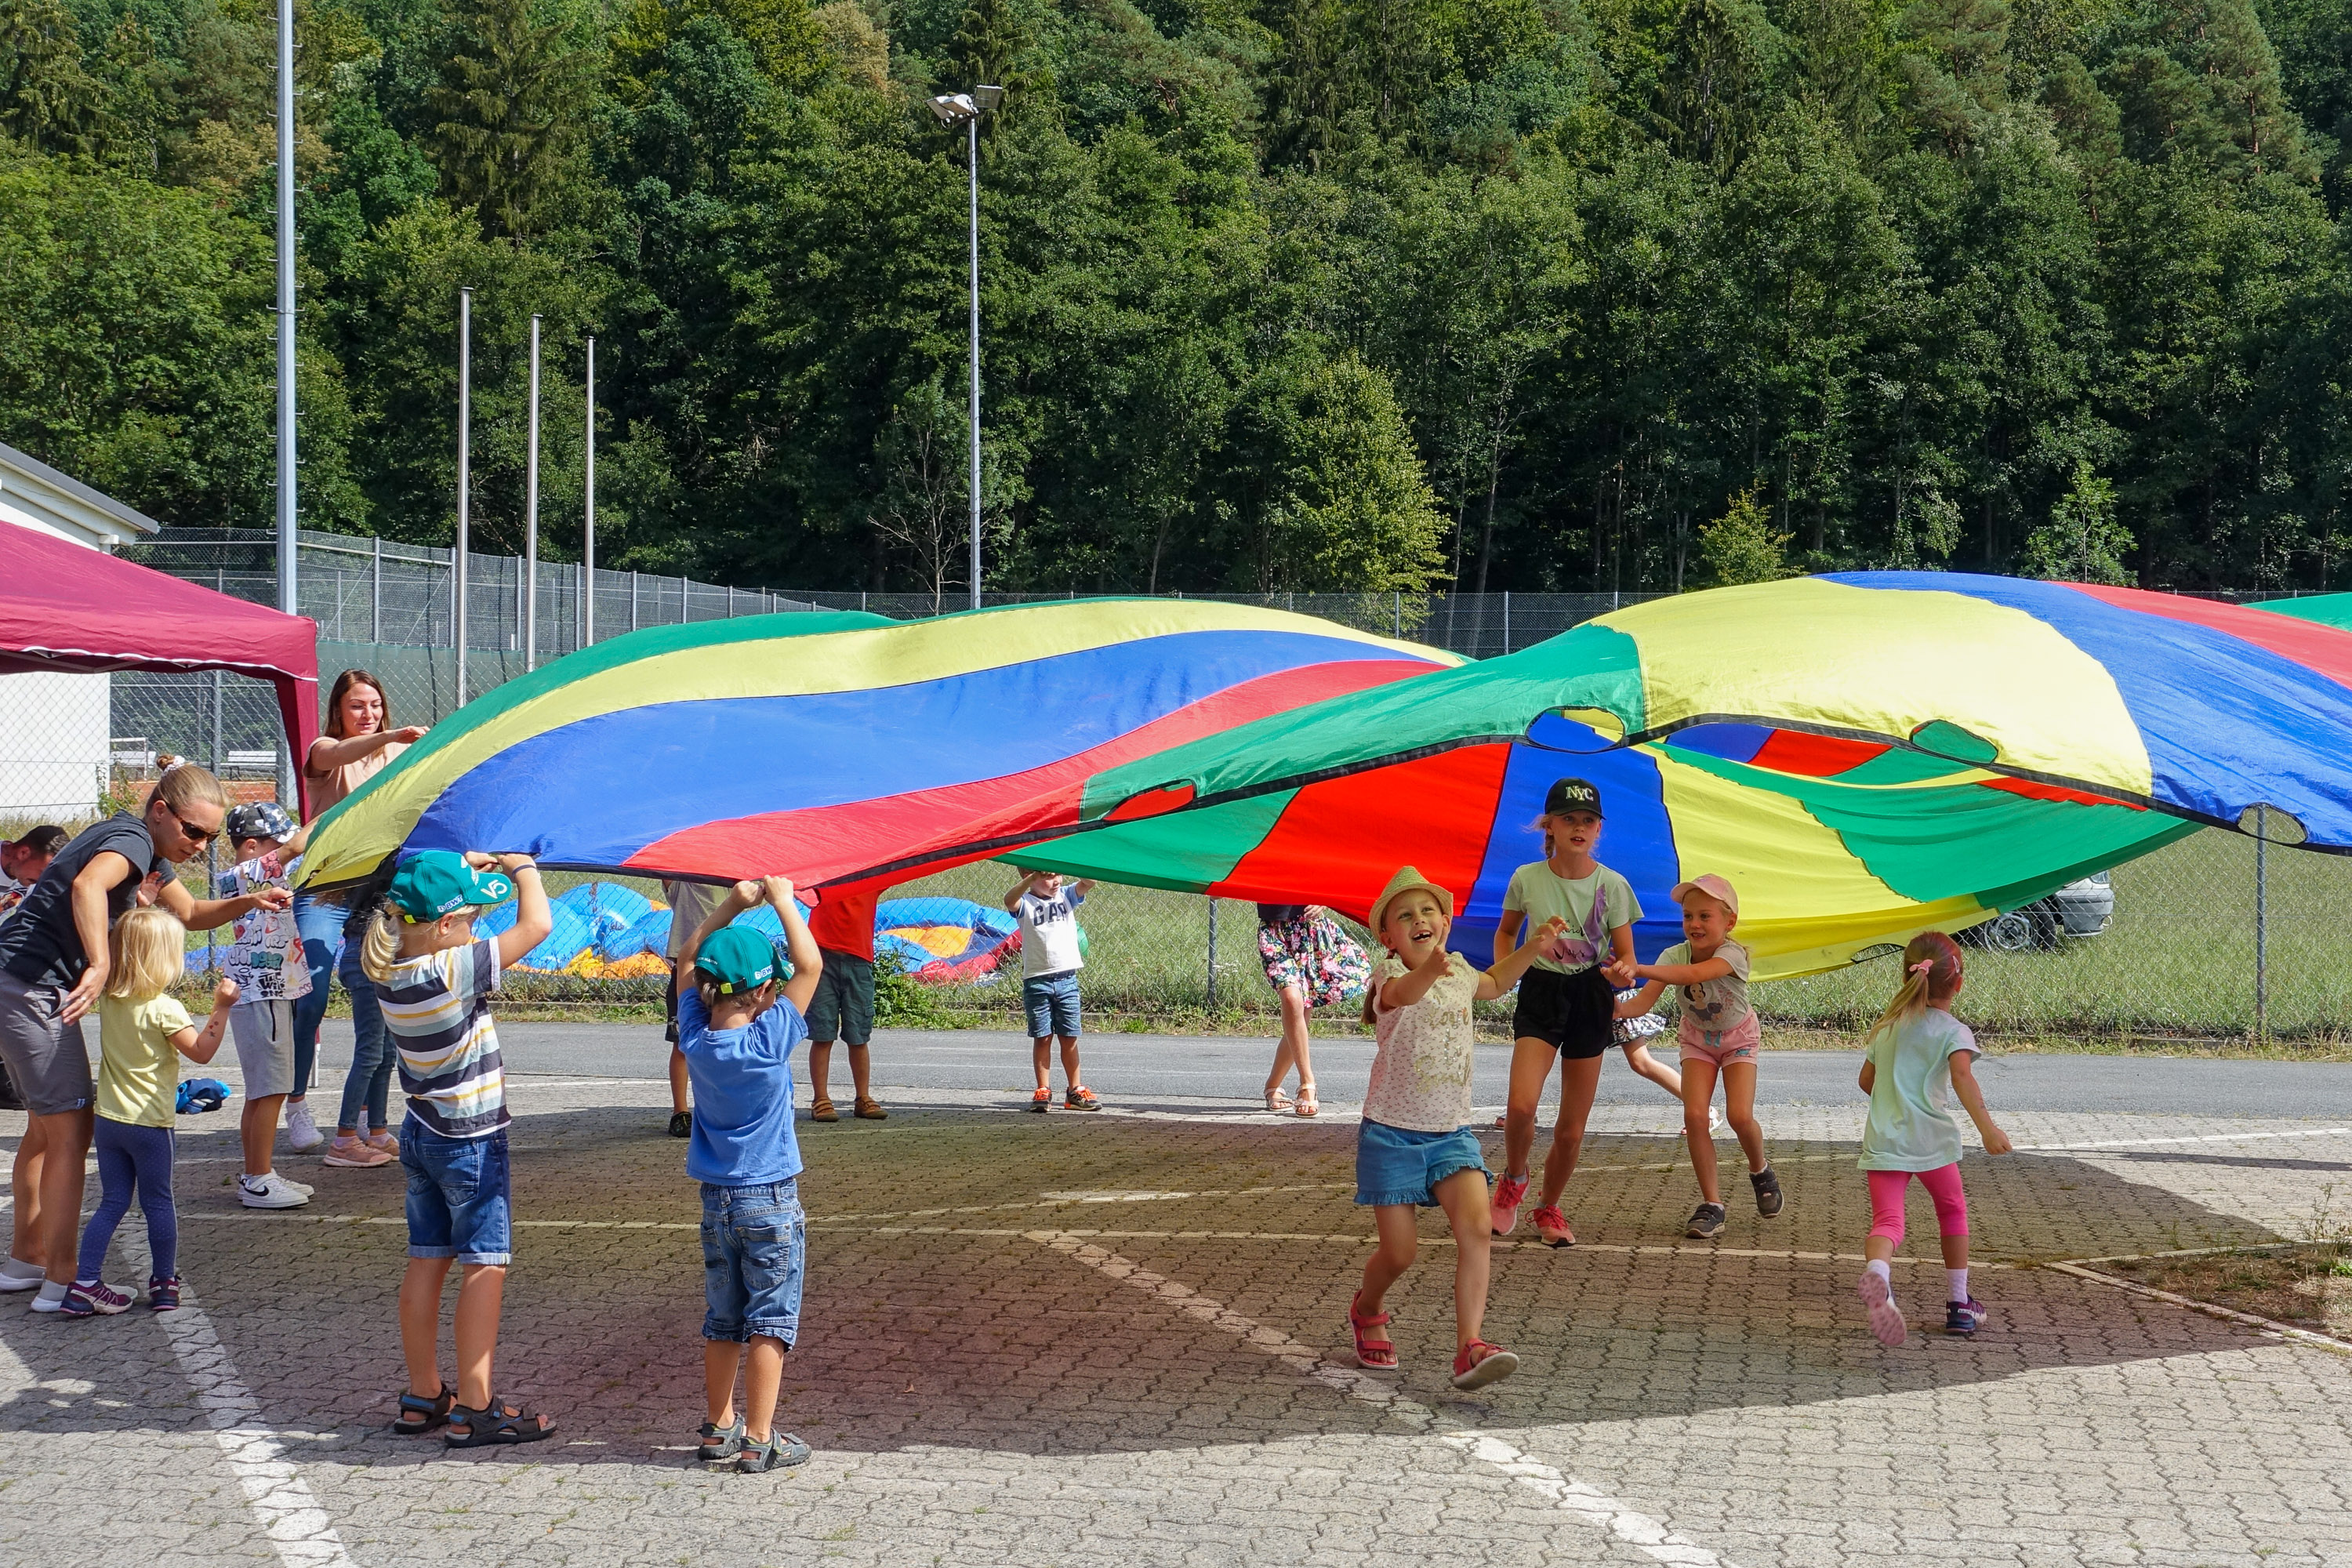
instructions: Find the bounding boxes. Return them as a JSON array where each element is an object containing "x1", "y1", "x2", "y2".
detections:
[
  {"x1": 1606, "y1": 949, "x2": 1736, "y2": 1018},
  {"x1": 168, "y1": 976, "x2": 241, "y2": 1065},
  {"x1": 764, "y1": 876, "x2": 824, "y2": 1015},
  {"x1": 1477, "y1": 915, "x2": 1570, "y2": 1003},
  {"x1": 470, "y1": 852, "x2": 552, "y2": 970}
]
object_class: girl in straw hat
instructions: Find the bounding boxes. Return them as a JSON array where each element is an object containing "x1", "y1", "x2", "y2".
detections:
[{"x1": 1349, "y1": 865, "x2": 1566, "y2": 1390}]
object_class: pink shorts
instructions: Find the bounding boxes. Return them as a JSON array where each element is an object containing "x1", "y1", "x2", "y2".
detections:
[{"x1": 1677, "y1": 1010, "x2": 1761, "y2": 1066}]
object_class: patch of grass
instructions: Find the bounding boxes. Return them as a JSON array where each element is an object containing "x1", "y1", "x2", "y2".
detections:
[{"x1": 2103, "y1": 1244, "x2": 2352, "y2": 1338}]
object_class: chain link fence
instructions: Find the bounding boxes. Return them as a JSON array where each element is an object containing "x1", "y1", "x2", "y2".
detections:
[{"x1": 4, "y1": 526, "x2": 2343, "y2": 1040}]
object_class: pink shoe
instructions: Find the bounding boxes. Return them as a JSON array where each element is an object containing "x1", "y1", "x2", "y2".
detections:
[
  {"x1": 1858, "y1": 1268, "x2": 1907, "y2": 1347},
  {"x1": 366, "y1": 1130, "x2": 399, "y2": 1156},
  {"x1": 1530, "y1": 1204, "x2": 1575, "y2": 1248},
  {"x1": 1490, "y1": 1175, "x2": 1530, "y2": 1236},
  {"x1": 322, "y1": 1135, "x2": 394, "y2": 1168}
]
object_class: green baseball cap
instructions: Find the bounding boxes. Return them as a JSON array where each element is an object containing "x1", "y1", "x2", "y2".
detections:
[
  {"x1": 387, "y1": 850, "x2": 516, "y2": 921},
  {"x1": 695, "y1": 927, "x2": 778, "y2": 995}
]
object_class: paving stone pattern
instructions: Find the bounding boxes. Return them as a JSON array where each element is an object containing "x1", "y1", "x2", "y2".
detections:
[{"x1": 3, "y1": 1077, "x2": 2350, "y2": 1566}]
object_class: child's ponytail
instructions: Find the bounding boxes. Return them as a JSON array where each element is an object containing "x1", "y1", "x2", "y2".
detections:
[
  {"x1": 358, "y1": 905, "x2": 405, "y2": 986},
  {"x1": 1865, "y1": 931, "x2": 1963, "y2": 1043}
]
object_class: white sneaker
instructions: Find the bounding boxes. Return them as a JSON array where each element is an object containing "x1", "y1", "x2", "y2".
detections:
[
  {"x1": 0, "y1": 1256, "x2": 45, "y2": 1292},
  {"x1": 285, "y1": 1101, "x2": 324, "y2": 1152},
  {"x1": 239, "y1": 1172, "x2": 310, "y2": 1209},
  {"x1": 248, "y1": 1171, "x2": 314, "y2": 1197}
]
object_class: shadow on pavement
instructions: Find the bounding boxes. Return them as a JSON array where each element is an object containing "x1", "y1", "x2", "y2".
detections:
[{"x1": 0, "y1": 1105, "x2": 2310, "y2": 1467}]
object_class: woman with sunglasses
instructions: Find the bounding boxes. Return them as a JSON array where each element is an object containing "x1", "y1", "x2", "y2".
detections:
[
  {"x1": 286, "y1": 670, "x2": 427, "y2": 1160},
  {"x1": 0, "y1": 764, "x2": 291, "y2": 1309}
]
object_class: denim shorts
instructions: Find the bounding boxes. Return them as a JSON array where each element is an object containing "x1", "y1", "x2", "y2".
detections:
[
  {"x1": 401, "y1": 1120, "x2": 513, "y2": 1265},
  {"x1": 1355, "y1": 1119, "x2": 1490, "y2": 1208},
  {"x1": 702, "y1": 1178, "x2": 807, "y2": 1345},
  {"x1": 1022, "y1": 972, "x2": 1082, "y2": 1040}
]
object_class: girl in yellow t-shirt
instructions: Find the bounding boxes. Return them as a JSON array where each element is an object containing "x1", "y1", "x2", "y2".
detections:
[{"x1": 65, "y1": 908, "x2": 237, "y2": 1317}]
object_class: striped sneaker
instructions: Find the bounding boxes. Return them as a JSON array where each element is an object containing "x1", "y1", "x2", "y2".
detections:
[
  {"x1": 147, "y1": 1276, "x2": 183, "y2": 1312},
  {"x1": 59, "y1": 1279, "x2": 133, "y2": 1317}
]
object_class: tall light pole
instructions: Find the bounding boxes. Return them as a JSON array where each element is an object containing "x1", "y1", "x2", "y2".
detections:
[
  {"x1": 525, "y1": 314, "x2": 541, "y2": 670},
  {"x1": 456, "y1": 286, "x2": 472, "y2": 705},
  {"x1": 928, "y1": 85, "x2": 1002, "y2": 612},
  {"x1": 583, "y1": 334, "x2": 595, "y2": 648},
  {"x1": 274, "y1": 0, "x2": 297, "y2": 806}
]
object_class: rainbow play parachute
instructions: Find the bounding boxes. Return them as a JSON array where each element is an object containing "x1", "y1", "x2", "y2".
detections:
[{"x1": 299, "y1": 579, "x2": 2352, "y2": 979}]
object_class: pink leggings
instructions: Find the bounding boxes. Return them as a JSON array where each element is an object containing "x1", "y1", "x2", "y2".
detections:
[{"x1": 1866, "y1": 1165, "x2": 1969, "y2": 1247}]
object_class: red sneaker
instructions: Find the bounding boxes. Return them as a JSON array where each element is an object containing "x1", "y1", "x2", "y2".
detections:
[
  {"x1": 1490, "y1": 1175, "x2": 1530, "y2": 1236},
  {"x1": 1531, "y1": 1205, "x2": 1575, "y2": 1248},
  {"x1": 1029, "y1": 1088, "x2": 1052, "y2": 1113}
]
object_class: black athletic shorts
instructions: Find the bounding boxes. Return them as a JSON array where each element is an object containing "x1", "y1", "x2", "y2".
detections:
[{"x1": 1512, "y1": 965, "x2": 1617, "y2": 1059}]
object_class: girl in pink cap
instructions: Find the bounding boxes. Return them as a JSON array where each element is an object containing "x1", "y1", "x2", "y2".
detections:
[{"x1": 1610, "y1": 873, "x2": 1781, "y2": 1237}]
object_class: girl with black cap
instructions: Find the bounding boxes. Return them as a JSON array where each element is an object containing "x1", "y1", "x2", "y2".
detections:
[{"x1": 1490, "y1": 777, "x2": 1642, "y2": 1249}]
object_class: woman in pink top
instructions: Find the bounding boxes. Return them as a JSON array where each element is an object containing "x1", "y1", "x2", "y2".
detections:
[{"x1": 285, "y1": 671, "x2": 428, "y2": 1162}]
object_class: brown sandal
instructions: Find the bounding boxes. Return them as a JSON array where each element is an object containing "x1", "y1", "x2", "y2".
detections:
[
  {"x1": 809, "y1": 1098, "x2": 839, "y2": 1123},
  {"x1": 854, "y1": 1096, "x2": 887, "y2": 1120}
]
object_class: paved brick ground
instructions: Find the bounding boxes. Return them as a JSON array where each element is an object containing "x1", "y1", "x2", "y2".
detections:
[{"x1": 3, "y1": 1075, "x2": 2350, "y2": 1566}]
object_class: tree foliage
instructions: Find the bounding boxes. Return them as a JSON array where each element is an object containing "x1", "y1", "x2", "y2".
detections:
[{"x1": 5, "y1": 0, "x2": 2352, "y2": 596}]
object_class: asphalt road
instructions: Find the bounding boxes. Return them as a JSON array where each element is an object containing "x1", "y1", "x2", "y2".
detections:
[{"x1": 313, "y1": 1019, "x2": 2352, "y2": 1118}]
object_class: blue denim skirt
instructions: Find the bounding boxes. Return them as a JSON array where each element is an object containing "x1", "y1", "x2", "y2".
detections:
[{"x1": 1354, "y1": 1119, "x2": 1490, "y2": 1207}]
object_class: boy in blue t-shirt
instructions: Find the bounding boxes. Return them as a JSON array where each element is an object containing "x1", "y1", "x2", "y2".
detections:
[{"x1": 674, "y1": 876, "x2": 822, "y2": 1473}]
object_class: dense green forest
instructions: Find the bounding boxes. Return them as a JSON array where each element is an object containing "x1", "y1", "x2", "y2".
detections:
[{"x1": 3, "y1": 0, "x2": 2350, "y2": 594}]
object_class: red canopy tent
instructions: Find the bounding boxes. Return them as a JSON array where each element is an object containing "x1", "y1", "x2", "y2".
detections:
[{"x1": 2, "y1": 518, "x2": 321, "y2": 816}]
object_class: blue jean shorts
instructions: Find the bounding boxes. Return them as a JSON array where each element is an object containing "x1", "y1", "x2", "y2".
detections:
[
  {"x1": 1355, "y1": 1119, "x2": 1490, "y2": 1208},
  {"x1": 1022, "y1": 972, "x2": 1082, "y2": 1040},
  {"x1": 401, "y1": 1120, "x2": 513, "y2": 1265},
  {"x1": 702, "y1": 1178, "x2": 807, "y2": 1345}
]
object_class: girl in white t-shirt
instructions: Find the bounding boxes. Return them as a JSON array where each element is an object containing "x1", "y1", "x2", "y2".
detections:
[
  {"x1": 1854, "y1": 931, "x2": 2012, "y2": 1346},
  {"x1": 1349, "y1": 866, "x2": 1565, "y2": 1391}
]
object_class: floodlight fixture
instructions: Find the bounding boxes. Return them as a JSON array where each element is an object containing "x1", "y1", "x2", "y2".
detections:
[
  {"x1": 928, "y1": 93, "x2": 978, "y2": 124},
  {"x1": 971, "y1": 83, "x2": 1004, "y2": 111}
]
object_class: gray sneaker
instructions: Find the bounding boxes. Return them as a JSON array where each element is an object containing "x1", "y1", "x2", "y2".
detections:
[{"x1": 1685, "y1": 1202, "x2": 1727, "y2": 1239}]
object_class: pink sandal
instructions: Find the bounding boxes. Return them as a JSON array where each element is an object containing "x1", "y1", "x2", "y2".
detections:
[{"x1": 1349, "y1": 1292, "x2": 1397, "y2": 1370}]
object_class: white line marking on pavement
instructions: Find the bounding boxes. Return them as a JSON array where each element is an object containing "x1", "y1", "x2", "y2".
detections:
[
  {"x1": 2016, "y1": 1127, "x2": 2350, "y2": 1152},
  {"x1": 1033, "y1": 1230, "x2": 1744, "y2": 1567},
  {"x1": 115, "y1": 1228, "x2": 358, "y2": 1568}
]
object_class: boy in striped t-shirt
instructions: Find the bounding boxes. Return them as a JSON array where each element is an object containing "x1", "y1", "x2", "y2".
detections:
[{"x1": 359, "y1": 849, "x2": 556, "y2": 1449}]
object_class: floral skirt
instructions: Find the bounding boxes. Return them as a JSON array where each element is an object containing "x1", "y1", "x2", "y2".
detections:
[{"x1": 1257, "y1": 910, "x2": 1372, "y2": 1008}]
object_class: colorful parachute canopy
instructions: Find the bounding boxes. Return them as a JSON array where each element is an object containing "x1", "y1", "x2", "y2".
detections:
[
  {"x1": 300, "y1": 577, "x2": 2352, "y2": 984},
  {"x1": 296, "y1": 602, "x2": 1459, "y2": 919},
  {"x1": 990, "y1": 577, "x2": 2352, "y2": 978}
]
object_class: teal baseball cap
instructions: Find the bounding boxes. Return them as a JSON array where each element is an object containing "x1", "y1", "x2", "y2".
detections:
[
  {"x1": 695, "y1": 927, "x2": 778, "y2": 995},
  {"x1": 387, "y1": 850, "x2": 516, "y2": 921}
]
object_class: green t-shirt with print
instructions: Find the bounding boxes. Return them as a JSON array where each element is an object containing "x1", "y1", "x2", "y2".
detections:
[{"x1": 1501, "y1": 862, "x2": 1641, "y2": 975}]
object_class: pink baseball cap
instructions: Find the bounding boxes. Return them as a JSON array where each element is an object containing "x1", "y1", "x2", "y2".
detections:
[{"x1": 1670, "y1": 874, "x2": 1739, "y2": 916}]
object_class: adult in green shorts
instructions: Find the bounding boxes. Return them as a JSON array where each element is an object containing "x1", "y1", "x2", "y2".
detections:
[{"x1": 804, "y1": 948, "x2": 882, "y2": 1121}]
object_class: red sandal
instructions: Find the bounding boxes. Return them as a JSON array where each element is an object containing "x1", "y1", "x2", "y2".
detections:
[
  {"x1": 1349, "y1": 1291, "x2": 1397, "y2": 1370},
  {"x1": 1450, "y1": 1339, "x2": 1519, "y2": 1391}
]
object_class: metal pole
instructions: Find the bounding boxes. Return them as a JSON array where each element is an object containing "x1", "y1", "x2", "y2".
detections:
[
  {"x1": 630, "y1": 570, "x2": 639, "y2": 632},
  {"x1": 274, "y1": 0, "x2": 299, "y2": 811},
  {"x1": 456, "y1": 286, "x2": 472, "y2": 704},
  {"x1": 1205, "y1": 898, "x2": 1218, "y2": 1011},
  {"x1": 2256, "y1": 804, "x2": 2269, "y2": 1041},
  {"x1": 371, "y1": 534, "x2": 381, "y2": 642},
  {"x1": 525, "y1": 314, "x2": 541, "y2": 670},
  {"x1": 967, "y1": 112, "x2": 983, "y2": 612},
  {"x1": 1502, "y1": 590, "x2": 1512, "y2": 655},
  {"x1": 208, "y1": 667, "x2": 221, "y2": 972},
  {"x1": 583, "y1": 335, "x2": 595, "y2": 648}
]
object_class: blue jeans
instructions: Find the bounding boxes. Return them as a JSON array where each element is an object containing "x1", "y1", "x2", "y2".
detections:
[
  {"x1": 292, "y1": 895, "x2": 392, "y2": 1129},
  {"x1": 1022, "y1": 972, "x2": 1082, "y2": 1040},
  {"x1": 78, "y1": 1117, "x2": 176, "y2": 1282},
  {"x1": 700, "y1": 1178, "x2": 806, "y2": 1345},
  {"x1": 401, "y1": 1122, "x2": 513, "y2": 1265}
]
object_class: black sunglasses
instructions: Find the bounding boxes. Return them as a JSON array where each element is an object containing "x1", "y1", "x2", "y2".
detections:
[{"x1": 159, "y1": 799, "x2": 220, "y2": 846}]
